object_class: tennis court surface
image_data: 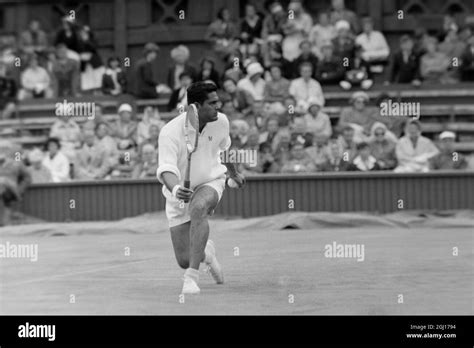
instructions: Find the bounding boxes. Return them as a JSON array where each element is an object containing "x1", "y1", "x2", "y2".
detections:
[{"x1": 1, "y1": 211, "x2": 472, "y2": 315}]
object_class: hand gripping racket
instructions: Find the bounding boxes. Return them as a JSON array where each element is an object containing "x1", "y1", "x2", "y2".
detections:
[{"x1": 184, "y1": 103, "x2": 199, "y2": 189}]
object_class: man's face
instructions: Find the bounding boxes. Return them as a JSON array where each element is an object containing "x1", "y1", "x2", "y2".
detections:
[
  {"x1": 149, "y1": 125, "x2": 160, "y2": 139},
  {"x1": 359, "y1": 146, "x2": 370, "y2": 159},
  {"x1": 401, "y1": 39, "x2": 414, "y2": 51},
  {"x1": 57, "y1": 46, "x2": 68, "y2": 59},
  {"x1": 96, "y1": 124, "x2": 107, "y2": 138},
  {"x1": 292, "y1": 144, "x2": 305, "y2": 159},
  {"x1": 343, "y1": 129, "x2": 354, "y2": 142},
  {"x1": 181, "y1": 76, "x2": 192, "y2": 88},
  {"x1": 198, "y1": 91, "x2": 220, "y2": 123},
  {"x1": 270, "y1": 66, "x2": 282, "y2": 79},
  {"x1": 440, "y1": 138, "x2": 454, "y2": 152},
  {"x1": 224, "y1": 80, "x2": 236, "y2": 93},
  {"x1": 48, "y1": 142, "x2": 59, "y2": 155},
  {"x1": 300, "y1": 66, "x2": 312, "y2": 79},
  {"x1": 363, "y1": 21, "x2": 373, "y2": 33},
  {"x1": 406, "y1": 124, "x2": 421, "y2": 138},
  {"x1": 268, "y1": 120, "x2": 279, "y2": 133},
  {"x1": 322, "y1": 46, "x2": 333, "y2": 59},
  {"x1": 301, "y1": 42, "x2": 311, "y2": 55},
  {"x1": 353, "y1": 98, "x2": 366, "y2": 111},
  {"x1": 248, "y1": 132, "x2": 260, "y2": 147},
  {"x1": 120, "y1": 111, "x2": 132, "y2": 122},
  {"x1": 142, "y1": 146, "x2": 155, "y2": 162}
]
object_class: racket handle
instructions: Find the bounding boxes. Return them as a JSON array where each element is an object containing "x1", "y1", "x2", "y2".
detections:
[{"x1": 184, "y1": 180, "x2": 190, "y2": 189}]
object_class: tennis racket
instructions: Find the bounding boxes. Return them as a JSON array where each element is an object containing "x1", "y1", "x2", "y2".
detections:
[{"x1": 184, "y1": 103, "x2": 199, "y2": 189}]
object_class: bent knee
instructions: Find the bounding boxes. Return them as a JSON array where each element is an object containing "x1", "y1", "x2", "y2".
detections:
[
  {"x1": 189, "y1": 202, "x2": 211, "y2": 220},
  {"x1": 175, "y1": 255, "x2": 189, "y2": 269}
]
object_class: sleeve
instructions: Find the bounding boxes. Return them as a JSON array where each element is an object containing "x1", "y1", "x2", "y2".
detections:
[
  {"x1": 156, "y1": 129, "x2": 181, "y2": 184},
  {"x1": 219, "y1": 116, "x2": 232, "y2": 151}
]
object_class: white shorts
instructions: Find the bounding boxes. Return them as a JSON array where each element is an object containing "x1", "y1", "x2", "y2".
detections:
[{"x1": 164, "y1": 176, "x2": 226, "y2": 228}]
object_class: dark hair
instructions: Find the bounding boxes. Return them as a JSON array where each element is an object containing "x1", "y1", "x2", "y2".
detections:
[
  {"x1": 400, "y1": 35, "x2": 413, "y2": 44},
  {"x1": 356, "y1": 142, "x2": 370, "y2": 150},
  {"x1": 299, "y1": 61, "x2": 313, "y2": 71},
  {"x1": 187, "y1": 82, "x2": 218, "y2": 105},
  {"x1": 217, "y1": 8, "x2": 229, "y2": 20},
  {"x1": 95, "y1": 121, "x2": 108, "y2": 131},
  {"x1": 200, "y1": 57, "x2": 215, "y2": 69},
  {"x1": 179, "y1": 71, "x2": 193, "y2": 80},
  {"x1": 407, "y1": 119, "x2": 422, "y2": 130},
  {"x1": 223, "y1": 77, "x2": 237, "y2": 86},
  {"x1": 45, "y1": 137, "x2": 61, "y2": 150},
  {"x1": 107, "y1": 56, "x2": 121, "y2": 67}
]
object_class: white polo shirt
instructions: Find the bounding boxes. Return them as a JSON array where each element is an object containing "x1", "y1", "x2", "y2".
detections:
[{"x1": 157, "y1": 111, "x2": 231, "y2": 193}]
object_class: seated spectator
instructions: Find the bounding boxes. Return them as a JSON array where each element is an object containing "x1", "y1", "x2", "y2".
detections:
[
  {"x1": 237, "y1": 62, "x2": 266, "y2": 102},
  {"x1": 348, "y1": 142, "x2": 381, "y2": 171},
  {"x1": 137, "y1": 106, "x2": 165, "y2": 145},
  {"x1": 303, "y1": 99, "x2": 332, "y2": 139},
  {"x1": 320, "y1": 139, "x2": 351, "y2": 171},
  {"x1": 460, "y1": 35, "x2": 474, "y2": 81},
  {"x1": 259, "y1": 142, "x2": 280, "y2": 173},
  {"x1": 49, "y1": 116, "x2": 82, "y2": 161},
  {"x1": 420, "y1": 37, "x2": 452, "y2": 84},
  {"x1": 102, "y1": 57, "x2": 126, "y2": 95},
  {"x1": 205, "y1": 8, "x2": 239, "y2": 60},
  {"x1": 439, "y1": 27, "x2": 466, "y2": 82},
  {"x1": 263, "y1": 63, "x2": 290, "y2": 103},
  {"x1": 0, "y1": 62, "x2": 17, "y2": 119},
  {"x1": 259, "y1": 117, "x2": 280, "y2": 150},
  {"x1": 332, "y1": 20, "x2": 356, "y2": 62},
  {"x1": 77, "y1": 26, "x2": 104, "y2": 93},
  {"x1": 305, "y1": 134, "x2": 331, "y2": 170},
  {"x1": 412, "y1": 27, "x2": 430, "y2": 58},
  {"x1": 18, "y1": 19, "x2": 49, "y2": 58},
  {"x1": 54, "y1": 16, "x2": 80, "y2": 55},
  {"x1": 133, "y1": 42, "x2": 161, "y2": 98},
  {"x1": 42, "y1": 137, "x2": 70, "y2": 182},
  {"x1": 386, "y1": 35, "x2": 421, "y2": 85},
  {"x1": 109, "y1": 149, "x2": 139, "y2": 179},
  {"x1": 222, "y1": 78, "x2": 254, "y2": 116},
  {"x1": 309, "y1": 11, "x2": 337, "y2": 59},
  {"x1": 231, "y1": 119, "x2": 250, "y2": 149},
  {"x1": 0, "y1": 140, "x2": 31, "y2": 226},
  {"x1": 109, "y1": 103, "x2": 138, "y2": 150},
  {"x1": 329, "y1": 0, "x2": 360, "y2": 34},
  {"x1": 221, "y1": 99, "x2": 244, "y2": 123},
  {"x1": 74, "y1": 129, "x2": 111, "y2": 180},
  {"x1": 222, "y1": 50, "x2": 245, "y2": 82},
  {"x1": 280, "y1": 139, "x2": 317, "y2": 173},
  {"x1": 167, "y1": 45, "x2": 196, "y2": 90},
  {"x1": 196, "y1": 57, "x2": 221, "y2": 87},
  {"x1": 18, "y1": 54, "x2": 53, "y2": 100},
  {"x1": 340, "y1": 44, "x2": 373, "y2": 90},
  {"x1": 355, "y1": 17, "x2": 390, "y2": 73},
  {"x1": 369, "y1": 122, "x2": 397, "y2": 170},
  {"x1": 315, "y1": 42, "x2": 345, "y2": 84},
  {"x1": 430, "y1": 131, "x2": 467, "y2": 170},
  {"x1": 95, "y1": 121, "x2": 118, "y2": 158},
  {"x1": 241, "y1": 128, "x2": 265, "y2": 175},
  {"x1": 263, "y1": 40, "x2": 293, "y2": 78},
  {"x1": 337, "y1": 125, "x2": 358, "y2": 162},
  {"x1": 27, "y1": 148, "x2": 52, "y2": 183},
  {"x1": 292, "y1": 40, "x2": 319, "y2": 79},
  {"x1": 272, "y1": 129, "x2": 292, "y2": 166},
  {"x1": 167, "y1": 72, "x2": 193, "y2": 112},
  {"x1": 395, "y1": 119, "x2": 439, "y2": 173},
  {"x1": 281, "y1": 0, "x2": 312, "y2": 61},
  {"x1": 83, "y1": 103, "x2": 105, "y2": 132},
  {"x1": 51, "y1": 43, "x2": 80, "y2": 98},
  {"x1": 139, "y1": 124, "x2": 160, "y2": 153},
  {"x1": 262, "y1": 2, "x2": 287, "y2": 39},
  {"x1": 290, "y1": 117, "x2": 313, "y2": 147},
  {"x1": 289, "y1": 62, "x2": 324, "y2": 114},
  {"x1": 240, "y1": 4, "x2": 263, "y2": 47},
  {"x1": 132, "y1": 143, "x2": 158, "y2": 179}
]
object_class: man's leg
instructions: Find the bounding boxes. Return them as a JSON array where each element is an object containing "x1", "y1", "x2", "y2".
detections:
[{"x1": 170, "y1": 221, "x2": 191, "y2": 269}]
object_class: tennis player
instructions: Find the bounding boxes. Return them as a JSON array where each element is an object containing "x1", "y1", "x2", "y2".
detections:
[{"x1": 157, "y1": 82, "x2": 245, "y2": 294}]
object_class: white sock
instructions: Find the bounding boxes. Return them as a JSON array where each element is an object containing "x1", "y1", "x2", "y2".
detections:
[{"x1": 184, "y1": 268, "x2": 199, "y2": 283}]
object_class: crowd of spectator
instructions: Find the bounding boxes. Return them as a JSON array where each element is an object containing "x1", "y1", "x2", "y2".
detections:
[{"x1": 0, "y1": 0, "x2": 472, "y2": 188}]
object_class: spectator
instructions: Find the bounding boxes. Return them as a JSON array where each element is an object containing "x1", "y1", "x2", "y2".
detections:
[
  {"x1": 460, "y1": 35, "x2": 474, "y2": 81},
  {"x1": 132, "y1": 143, "x2": 159, "y2": 179},
  {"x1": 109, "y1": 103, "x2": 138, "y2": 150},
  {"x1": 222, "y1": 78, "x2": 254, "y2": 116},
  {"x1": 259, "y1": 142, "x2": 280, "y2": 173},
  {"x1": 262, "y1": 2, "x2": 287, "y2": 39},
  {"x1": 309, "y1": 11, "x2": 337, "y2": 59},
  {"x1": 133, "y1": 42, "x2": 161, "y2": 98},
  {"x1": 51, "y1": 43, "x2": 80, "y2": 97},
  {"x1": 320, "y1": 139, "x2": 350, "y2": 171},
  {"x1": 273, "y1": 129, "x2": 292, "y2": 167},
  {"x1": 139, "y1": 124, "x2": 160, "y2": 153},
  {"x1": 167, "y1": 72, "x2": 193, "y2": 112},
  {"x1": 77, "y1": 26, "x2": 104, "y2": 93},
  {"x1": 241, "y1": 128, "x2": 265, "y2": 175},
  {"x1": 281, "y1": 0, "x2": 312, "y2": 61},
  {"x1": 83, "y1": 103, "x2": 105, "y2": 132},
  {"x1": 315, "y1": 41, "x2": 345, "y2": 84},
  {"x1": 95, "y1": 121, "x2": 118, "y2": 158},
  {"x1": 337, "y1": 125, "x2": 358, "y2": 162},
  {"x1": 387, "y1": 35, "x2": 421, "y2": 85},
  {"x1": 26, "y1": 148, "x2": 52, "y2": 183},
  {"x1": 167, "y1": 45, "x2": 196, "y2": 90},
  {"x1": 263, "y1": 63, "x2": 290, "y2": 103},
  {"x1": 54, "y1": 16, "x2": 80, "y2": 54},
  {"x1": 280, "y1": 139, "x2": 316, "y2": 173},
  {"x1": 289, "y1": 61, "x2": 324, "y2": 114},
  {"x1": 237, "y1": 62, "x2": 266, "y2": 102},
  {"x1": 348, "y1": 142, "x2": 380, "y2": 171},
  {"x1": 205, "y1": 8, "x2": 239, "y2": 60},
  {"x1": 240, "y1": 4, "x2": 263, "y2": 46},
  {"x1": 412, "y1": 27, "x2": 430, "y2": 58},
  {"x1": 74, "y1": 129, "x2": 111, "y2": 180},
  {"x1": 137, "y1": 106, "x2": 165, "y2": 146},
  {"x1": 49, "y1": 115, "x2": 82, "y2": 161},
  {"x1": 290, "y1": 117, "x2": 313, "y2": 148},
  {"x1": 42, "y1": 137, "x2": 70, "y2": 182},
  {"x1": 196, "y1": 57, "x2": 220, "y2": 87},
  {"x1": 18, "y1": 54, "x2": 53, "y2": 100},
  {"x1": 303, "y1": 98, "x2": 332, "y2": 139},
  {"x1": 18, "y1": 19, "x2": 48, "y2": 58},
  {"x1": 439, "y1": 14, "x2": 458, "y2": 42},
  {"x1": 420, "y1": 37, "x2": 451, "y2": 84},
  {"x1": 329, "y1": 0, "x2": 360, "y2": 34},
  {"x1": 430, "y1": 131, "x2": 467, "y2": 170},
  {"x1": 305, "y1": 134, "x2": 331, "y2": 170},
  {"x1": 259, "y1": 117, "x2": 280, "y2": 150},
  {"x1": 292, "y1": 40, "x2": 319, "y2": 79},
  {"x1": 332, "y1": 20, "x2": 356, "y2": 62},
  {"x1": 439, "y1": 27, "x2": 465, "y2": 82},
  {"x1": 222, "y1": 50, "x2": 245, "y2": 82},
  {"x1": 355, "y1": 17, "x2": 390, "y2": 73},
  {"x1": 0, "y1": 62, "x2": 17, "y2": 119},
  {"x1": 368, "y1": 122, "x2": 397, "y2": 170},
  {"x1": 394, "y1": 119, "x2": 439, "y2": 173},
  {"x1": 221, "y1": 99, "x2": 244, "y2": 123},
  {"x1": 0, "y1": 140, "x2": 32, "y2": 226},
  {"x1": 102, "y1": 56, "x2": 126, "y2": 95},
  {"x1": 340, "y1": 44, "x2": 373, "y2": 90},
  {"x1": 263, "y1": 40, "x2": 293, "y2": 78},
  {"x1": 230, "y1": 119, "x2": 250, "y2": 149}
]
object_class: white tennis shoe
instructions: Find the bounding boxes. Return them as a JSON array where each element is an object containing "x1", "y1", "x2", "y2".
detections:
[
  {"x1": 181, "y1": 276, "x2": 200, "y2": 294},
  {"x1": 205, "y1": 240, "x2": 224, "y2": 284}
]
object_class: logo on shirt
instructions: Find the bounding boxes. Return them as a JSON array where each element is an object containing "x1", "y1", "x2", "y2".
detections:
[{"x1": 208, "y1": 136, "x2": 213, "y2": 141}]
